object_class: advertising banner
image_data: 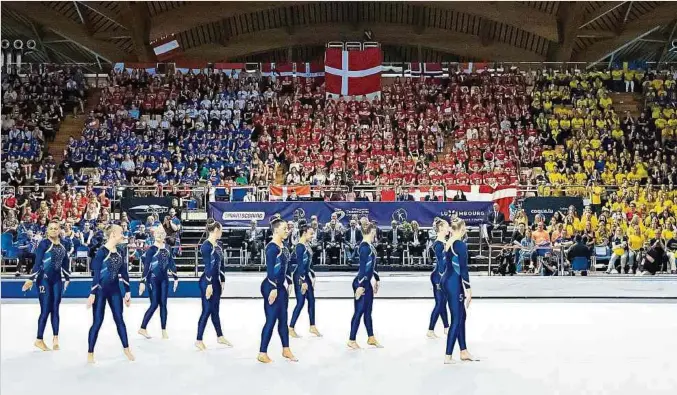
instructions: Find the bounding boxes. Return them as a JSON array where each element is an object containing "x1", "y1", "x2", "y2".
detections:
[
  {"x1": 120, "y1": 196, "x2": 175, "y2": 221},
  {"x1": 209, "y1": 201, "x2": 493, "y2": 227},
  {"x1": 522, "y1": 197, "x2": 584, "y2": 222}
]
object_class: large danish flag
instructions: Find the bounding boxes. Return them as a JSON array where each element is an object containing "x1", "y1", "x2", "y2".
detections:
[{"x1": 325, "y1": 47, "x2": 382, "y2": 98}]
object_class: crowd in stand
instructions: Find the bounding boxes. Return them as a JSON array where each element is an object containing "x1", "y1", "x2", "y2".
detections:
[
  {"x1": 506, "y1": 66, "x2": 677, "y2": 275},
  {"x1": 59, "y1": 70, "x2": 255, "y2": 190},
  {"x1": 258, "y1": 71, "x2": 524, "y2": 189},
  {"x1": 1, "y1": 67, "x2": 186, "y2": 275},
  {"x1": 1, "y1": 66, "x2": 86, "y2": 187},
  {"x1": 3, "y1": 63, "x2": 677, "y2": 275}
]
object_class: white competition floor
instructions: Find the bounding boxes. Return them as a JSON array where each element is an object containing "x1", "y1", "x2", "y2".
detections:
[{"x1": 2, "y1": 298, "x2": 677, "y2": 395}]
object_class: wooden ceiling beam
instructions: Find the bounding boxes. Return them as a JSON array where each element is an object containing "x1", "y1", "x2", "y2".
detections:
[
  {"x1": 92, "y1": 31, "x2": 132, "y2": 40},
  {"x1": 573, "y1": 2, "x2": 677, "y2": 62},
  {"x1": 576, "y1": 29, "x2": 617, "y2": 38},
  {"x1": 579, "y1": 1, "x2": 626, "y2": 29},
  {"x1": 182, "y1": 23, "x2": 546, "y2": 62},
  {"x1": 548, "y1": 1, "x2": 588, "y2": 62},
  {"x1": 478, "y1": 18, "x2": 495, "y2": 47},
  {"x1": 150, "y1": 1, "x2": 306, "y2": 41},
  {"x1": 122, "y1": 2, "x2": 155, "y2": 62},
  {"x1": 423, "y1": 1, "x2": 558, "y2": 41},
  {"x1": 77, "y1": 1, "x2": 128, "y2": 30},
  {"x1": 4, "y1": 2, "x2": 126, "y2": 62}
]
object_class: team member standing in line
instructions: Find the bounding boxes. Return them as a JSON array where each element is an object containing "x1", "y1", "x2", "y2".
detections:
[
  {"x1": 427, "y1": 218, "x2": 450, "y2": 339},
  {"x1": 138, "y1": 225, "x2": 179, "y2": 340},
  {"x1": 258, "y1": 218, "x2": 298, "y2": 363},
  {"x1": 86, "y1": 224, "x2": 134, "y2": 363},
  {"x1": 22, "y1": 221, "x2": 71, "y2": 351},
  {"x1": 195, "y1": 219, "x2": 232, "y2": 350},
  {"x1": 289, "y1": 220, "x2": 322, "y2": 338},
  {"x1": 443, "y1": 219, "x2": 478, "y2": 364},
  {"x1": 347, "y1": 223, "x2": 383, "y2": 350}
]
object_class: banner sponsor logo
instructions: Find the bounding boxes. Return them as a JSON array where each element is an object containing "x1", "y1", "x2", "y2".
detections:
[
  {"x1": 221, "y1": 211, "x2": 266, "y2": 221},
  {"x1": 522, "y1": 197, "x2": 584, "y2": 222},
  {"x1": 121, "y1": 197, "x2": 174, "y2": 221},
  {"x1": 210, "y1": 202, "x2": 492, "y2": 227}
]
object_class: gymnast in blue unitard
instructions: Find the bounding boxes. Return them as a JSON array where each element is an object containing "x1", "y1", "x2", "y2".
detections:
[
  {"x1": 288, "y1": 221, "x2": 322, "y2": 338},
  {"x1": 86, "y1": 224, "x2": 134, "y2": 363},
  {"x1": 257, "y1": 218, "x2": 297, "y2": 363},
  {"x1": 195, "y1": 219, "x2": 232, "y2": 350},
  {"x1": 427, "y1": 218, "x2": 450, "y2": 339},
  {"x1": 22, "y1": 221, "x2": 71, "y2": 351},
  {"x1": 347, "y1": 222, "x2": 383, "y2": 350},
  {"x1": 138, "y1": 225, "x2": 179, "y2": 340},
  {"x1": 443, "y1": 219, "x2": 478, "y2": 364}
]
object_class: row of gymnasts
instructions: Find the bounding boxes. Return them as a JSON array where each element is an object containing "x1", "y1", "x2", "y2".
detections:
[{"x1": 21, "y1": 216, "x2": 476, "y2": 364}]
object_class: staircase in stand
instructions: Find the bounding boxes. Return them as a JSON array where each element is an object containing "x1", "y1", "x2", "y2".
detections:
[
  {"x1": 611, "y1": 91, "x2": 642, "y2": 118},
  {"x1": 47, "y1": 89, "x2": 101, "y2": 162}
]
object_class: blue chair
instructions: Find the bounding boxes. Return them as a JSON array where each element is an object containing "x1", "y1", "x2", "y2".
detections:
[
  {"x1": 76, "y1": 246, "x2": 90, "y2": 259},
  {"x1": 1, "y1": 244, "x2": 20, "y2": 273},
  {"x1": 571, "y1": 256, "x2": 590, "y2": 272},
  {"x1": 1, "y1": 232, "x2": 14, "y2": 251},
  {"x1": 594, "y1": 245, "x2": 611, "y2": 271}
]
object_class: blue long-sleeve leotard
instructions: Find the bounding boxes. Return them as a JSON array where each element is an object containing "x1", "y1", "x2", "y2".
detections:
[
  {"x1": 433, "y1": 240, "x2": 447, "y2": 277},
  {"x1": 443, "y1": 239, "x2": 471, "y2": 356},
  {"x1": 349, "y1": 241, "x2": 379, "y2": 340},
  {"x1": 141, "y1": 245, "x2": 178, "y2": 331},
  {"x1": 87, "y1": 245, "x2": 130, "y2": 352},
  {"x1": 90, "y1": 246, "x2": 130, "y2": 295},
  {"x1": 355, "y1": 241, "x2": 380, "y2": 286},
  {"x1": 428, "y1": 240, "x2": 450, "y2": 331},
  {"x1": 195, "y1": 241, "x2": 225, "y2": 341},
  {"x1": 200, "y1": 241, "x2": 225, "y2": 286},
  {"x1": 265, "y1": 242, "x2": 289, "y2": 288},
  {"x1": 259, "y1": 241, "x2": 291, "y2": 352},
  {"x1": 293, "y1": 242, "x2": 314, "y2": 281},
  {"x1": 30, "y1": 239, "x2": 71, "y2": 283},
  {"x1": 448, "y1": 240, "x2": 471, "y2": 291},
  {"x1": 142, "y1": 245, "x2": 178, "y2": 284},
  {"x1": 30, "y1": 239, "x2": 70, "y2": 339},
  {"x1": 289, "y1": 242, "x2": 317, "y2": 328}
]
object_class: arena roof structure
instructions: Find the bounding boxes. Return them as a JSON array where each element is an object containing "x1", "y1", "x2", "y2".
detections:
[{"x1": 2, "y1": 1, "x2": 677, "y2": 68}]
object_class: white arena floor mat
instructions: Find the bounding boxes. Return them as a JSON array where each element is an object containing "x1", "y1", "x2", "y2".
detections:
[{"x1": 2, "y1": 299, "x2": 676, "y2": 395}]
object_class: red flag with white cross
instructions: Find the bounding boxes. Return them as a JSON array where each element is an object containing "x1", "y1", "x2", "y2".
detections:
[{"x1": 325, "y1": 47, "x2": 381, "y2": 100}]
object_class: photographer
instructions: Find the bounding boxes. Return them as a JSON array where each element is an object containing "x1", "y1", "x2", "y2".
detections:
[{"x1": 162, "y1": 208, "x2": 182, "y2": 254}]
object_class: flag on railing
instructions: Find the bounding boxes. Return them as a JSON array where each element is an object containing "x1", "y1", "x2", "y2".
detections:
[
  {"x1": 445, "y1": 185, "x2": 517, "y2": 217},
  {"x1": 407, "y1": 186, "x2": 445, "y2": 201},
  {"x1": 325, "y1": 47, "x2": 381, "y2": 100},
  {"x1": 460, "y1": 62, "x2": 488, "y2": 74},
  {"x1": 175, "y1": 60, "x2": 208, "y2": 75},
  {"x1": 295, "y1": 62, "x2": 325, "y2": 77},
  {"x1": 261, "y1": 63, "x2": 294, "y2": 77},
  {"x1": 409, "y1": 62, "x2": 443, "y2": 76},
  {"x1": 214, "y1": 62, "x2": 245, "y2": 76},
  {"x1": 119, "y1": 62, "x2": 157, "y2": 73},
  {"x1": 380, "y1": 189, "x2": 396, "y2": 202},
  {"x1": 269, "y1": 185, "x2": 311, "y2": 201}
]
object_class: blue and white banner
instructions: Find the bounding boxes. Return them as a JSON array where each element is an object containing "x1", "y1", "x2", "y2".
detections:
[{"x1": 210, "y1": 201, "x2": 493, "y2": 227}]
